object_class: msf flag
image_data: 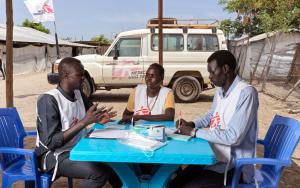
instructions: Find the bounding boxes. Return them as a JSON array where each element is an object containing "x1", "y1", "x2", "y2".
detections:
[{"x1": 24, "y1": 0, "x2": 55, "y2": 23}]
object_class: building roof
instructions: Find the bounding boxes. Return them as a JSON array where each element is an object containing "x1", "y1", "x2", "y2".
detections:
[
  {"x1": 0, "y1": 24, "x2": 95, "y2": 48},
  {"x1": 231, "y1": 30, "x2": 300, "y2": 46}
]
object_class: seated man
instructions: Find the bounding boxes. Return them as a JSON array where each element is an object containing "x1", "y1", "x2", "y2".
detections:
[
  {"x1": 170, "y1": 50, "x2": 259, "y2": 188},
  {"x1": 120, "y1": 63, "x2": 175, "y2": 123},
  {"x1": 35, "y1": 57, "x2": 121, "y2": 188}
]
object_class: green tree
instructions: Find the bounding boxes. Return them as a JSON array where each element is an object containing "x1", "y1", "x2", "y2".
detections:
[
  {"x1": 219, "y1": 0, "x2": 300, "y2": 37},
  {"x1": 22, "y1": 19, "x2": 50, "y2": 34},
  {"x1": 91, "y1": 34, "x2": 111, "y2": 45},
  {"x1": 61, "y1": 37, "x2": 72, "y2": 41},
  {"x1": 220, "y1": 17, "x2": 245, "y2": 38}
]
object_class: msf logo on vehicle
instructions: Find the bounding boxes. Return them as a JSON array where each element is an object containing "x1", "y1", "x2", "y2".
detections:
[{"x1": 112, "y1": 60, "x2": 143, "y2": 80}]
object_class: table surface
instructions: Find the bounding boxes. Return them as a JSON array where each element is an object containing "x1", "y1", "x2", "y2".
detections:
[{"x1": 70, "y1": 121, "x2": 215, "y2": 165}]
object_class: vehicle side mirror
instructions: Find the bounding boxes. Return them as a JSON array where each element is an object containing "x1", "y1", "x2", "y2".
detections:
[{"x1": 113, "y1": 49, "x2": 119, "y2": 60}]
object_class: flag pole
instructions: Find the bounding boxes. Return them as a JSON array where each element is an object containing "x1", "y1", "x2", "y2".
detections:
[{"x1": 52, "y1": 21, "x2": 59, "y2": 73}]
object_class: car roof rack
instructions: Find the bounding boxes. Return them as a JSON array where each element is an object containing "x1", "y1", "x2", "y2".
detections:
[{"x1": 146, "y1": 18, "x2": 219, "y2": 29}]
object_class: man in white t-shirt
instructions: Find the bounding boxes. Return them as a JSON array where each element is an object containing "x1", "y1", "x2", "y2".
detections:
[{"x1": 169, "y1": 50, "x2": 259, "y2": 188}]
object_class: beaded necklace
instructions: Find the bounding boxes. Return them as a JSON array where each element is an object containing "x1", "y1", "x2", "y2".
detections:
[{"x1": 146, "y1": 88, "x2": 160, "y2": 115}]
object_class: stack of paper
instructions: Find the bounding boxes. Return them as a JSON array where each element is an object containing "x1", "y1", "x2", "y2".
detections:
[
  {"x1": 89, "y1": 129, "x2": 130, "y2": 139},
  {"x1": 120, "y1": 132, "x2": 166, "y2": 151}
]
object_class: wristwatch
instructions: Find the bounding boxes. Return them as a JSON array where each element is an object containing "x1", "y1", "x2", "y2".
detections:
[{"x1": 190, "y1": 128, "x2": 198, "y2": 137}]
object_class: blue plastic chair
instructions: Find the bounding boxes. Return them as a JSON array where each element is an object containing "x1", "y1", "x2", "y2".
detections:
[
  {"x1": 229, "y1": 115, "x2": 300, "y2": 188},
  {"x1": 0, "y1": 107, "x2": 73, "y2": 188}
]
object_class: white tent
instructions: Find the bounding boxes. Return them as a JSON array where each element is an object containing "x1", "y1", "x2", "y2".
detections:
[
  {"x1": 229, "y1": 31, "x2": 300, "y2": 81},
  {"x1": 0, "y1": 24, "x2": 96, "y2": 74}
]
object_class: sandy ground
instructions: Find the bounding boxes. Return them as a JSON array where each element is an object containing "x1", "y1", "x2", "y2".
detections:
[{"x1": 0, "y1": 71, "x2": 299, "y2": 188}]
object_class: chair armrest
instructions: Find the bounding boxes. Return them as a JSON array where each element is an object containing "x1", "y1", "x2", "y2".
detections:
[
  {"x1": 0, "y1": 147, "x2": 38, "y2": 173},
  {"x1": 25, "y1": 130, "x2": 37, "y2": 137},
  {"x1": 0, "y1": 147, "x2": 36, "y2": 158},
  {"x1": 257, "y1": 139, "x2": 265, "y2": 145},
  {"x1": 236, "y1": 158, "x2": 291, "y2": 168},
  {"x1": 230, "y1": 158, "x2": 291, "y2": 188}
]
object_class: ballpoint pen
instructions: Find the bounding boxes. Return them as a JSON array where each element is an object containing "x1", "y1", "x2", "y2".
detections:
[
  {"x1": 131, "y1": 116, "x2": 135, "y2": 127},
  {"x1": 178, "y1": 110, "x2": 182, "y2": 133}
]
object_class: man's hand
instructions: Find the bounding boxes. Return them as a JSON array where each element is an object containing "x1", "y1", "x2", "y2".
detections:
[
  {"x1": 177, "y1": 125, "x2": 194, "y2": 136},
  {"x1": 98, "y1": 107, "x2": 117, "y2": 124},
  {"x1": 80, "y1": 104, "x2": 107, "y2": 126},
  {"x1": 175, "y1": 119, "x2": 195, "y2": 129},
  {"x1": 133, "y1": 115, "x2": 142, "y2": 121}
]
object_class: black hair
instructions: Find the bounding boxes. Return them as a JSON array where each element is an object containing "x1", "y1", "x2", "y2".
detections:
[
  {"x1": 148, "y1": 63, "x2": 164, "y2": 79},
  {"x1": 58, "y1": 57, "x2": 84, "y2": 80},
  {"x1": 207, "y1": 50, "x2": 236, "y2": 70}
]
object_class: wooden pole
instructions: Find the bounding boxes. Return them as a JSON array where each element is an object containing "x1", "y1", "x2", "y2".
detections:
[
  {"x1": 250, "y1": 41, "x2": 266, "y2": 84},
  {"x1": 283, "y1": 79, "x2": 300, "y2": 101},
  {"x1": 158, "y1": 0, "x2": 163, "y2": 66},
  {"x1": 239, "y1": 37, "x2": 250, "y2": 77},
  {"x1": 5, "y1": 0, "x2": 14, "y2": 107},
  {"x1": 261, "y1": 33, "x2": 278, "y2": 92},
  {"x1": 52, "y1": 21, "x2": 60, "y2": 73}
]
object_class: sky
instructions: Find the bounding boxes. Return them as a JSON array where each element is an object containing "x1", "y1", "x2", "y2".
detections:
[{"x1": 0, "y1": 0, "x2": 235, "y2": 41}]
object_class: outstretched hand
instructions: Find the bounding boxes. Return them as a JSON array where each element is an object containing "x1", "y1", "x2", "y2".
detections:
[
  {"x1": 80, "y1": 103, "x2": 107, "y2": 126},
  {"x1": 98, "y1": 107, "x2": 117, "y2": 124}
]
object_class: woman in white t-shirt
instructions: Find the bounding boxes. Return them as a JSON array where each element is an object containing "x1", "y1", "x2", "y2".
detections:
[{"x1": 120, "y1": 63, "x2": 175, "y2": 123}]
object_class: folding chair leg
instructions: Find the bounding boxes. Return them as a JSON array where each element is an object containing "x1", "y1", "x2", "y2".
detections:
[
  {"x1": 1, "y1": 180, "x2": 12, "y2": 188},
  {"x1": 2, "y1": 174, "x2": 13, "y2": 188}
]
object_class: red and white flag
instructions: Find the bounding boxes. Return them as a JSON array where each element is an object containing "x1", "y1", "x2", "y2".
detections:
[{"x1": 24, "y1": 0, "x2": 55, "y2": 23}]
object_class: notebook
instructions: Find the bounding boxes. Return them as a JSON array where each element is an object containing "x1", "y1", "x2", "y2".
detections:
[
  {"x1": 88, "y1": 129, "x2": 130, "y2": 139},
  {"x1": 165, "y1": 128, "x2": 192, "y2": 142}
]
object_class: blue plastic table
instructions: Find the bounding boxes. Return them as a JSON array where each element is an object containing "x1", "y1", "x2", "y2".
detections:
[{"x1": 70, "y1": 121, "x2": 215, "y2": 188}]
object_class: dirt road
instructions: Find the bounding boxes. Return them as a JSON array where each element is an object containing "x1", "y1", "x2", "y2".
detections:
[{"x1": 0, "y1": 71, "x2": 299, "y2": 187}]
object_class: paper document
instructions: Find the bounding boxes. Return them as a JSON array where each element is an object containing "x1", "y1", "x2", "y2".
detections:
[
  {"x1": 120, "y1": 132, "x2": 167, "y2": 151},
  {"x1": 89, "y1": 129, "x2": 130, "y2": 139}
]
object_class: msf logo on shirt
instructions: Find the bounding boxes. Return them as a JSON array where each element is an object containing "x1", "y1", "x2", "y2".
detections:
[
  {"x1": 135, "y1": 106, "x2": 150, "y2": 115},
  {"x1": 209, "y1": 112, "x2": 221, "y2": 129}
]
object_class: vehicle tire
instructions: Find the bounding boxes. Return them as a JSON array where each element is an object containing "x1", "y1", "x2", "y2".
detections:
[
  {"x1": 172, "y1": 76, "x2": 202, "y2": 102},
  {"x1": 82, "y1": 76, "x2": 93, "y2": 98}
]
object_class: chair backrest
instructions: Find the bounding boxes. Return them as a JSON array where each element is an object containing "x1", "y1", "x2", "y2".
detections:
[
  {"x1": 261, "y1": 115, "x2": 300, "y2": 183},
  {"x1": 0, "y1": 107, "x2": 27, "y2": 170}
]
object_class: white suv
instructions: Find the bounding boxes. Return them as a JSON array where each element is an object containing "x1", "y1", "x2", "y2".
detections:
[{"x1": 48, "y1": 19, "x2": 227, "y2": 102}]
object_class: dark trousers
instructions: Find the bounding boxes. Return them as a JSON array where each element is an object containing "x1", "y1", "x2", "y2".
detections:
[
  {"x1": 168, "y1": 165, "x2": 235, "y2": 188},
  {"x1": 0, "y1": 60, "x2": 5, "y2": 80},
  {"x1": 57, "y1": 157, "x2": 122, "y2": 188}
]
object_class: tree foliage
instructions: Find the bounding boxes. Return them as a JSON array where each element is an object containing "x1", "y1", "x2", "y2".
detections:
[
  {"x1": 90, "y1": 34, "x2": 111, "y2": 45},
  {"x1": 22, "y1": 19, "x2": 50, "y2": 34},
  {"x1": 219, "y1": 0, "x2": 300, "y2": 38},
  {"x1": 61, "y1": 37, "x2": 72, "y2": 41}
]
